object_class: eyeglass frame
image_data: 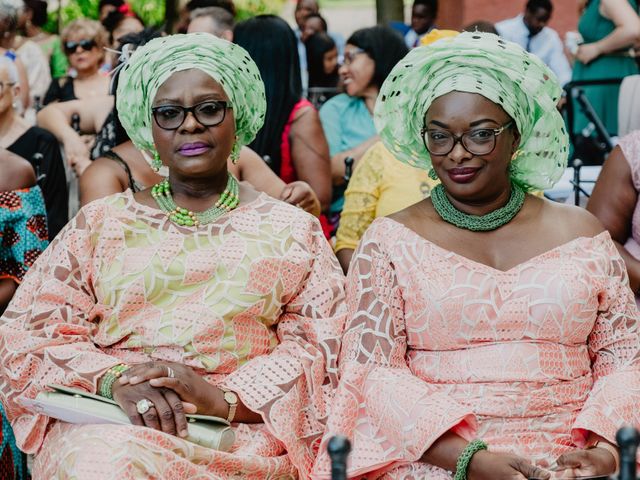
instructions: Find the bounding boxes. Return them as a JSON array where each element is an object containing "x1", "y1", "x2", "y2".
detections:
[
  {"x1": 341, "y1": 47, "x2": 367, "y2": 66},
  {"x1": 63, "y1": 39, "x2": 98, "y2": 55},
  {"x1": 0, "y1": 81, "x2": 15, "y2": 95},
  {"x1": 151, "y1": 100, "x2": 233, "y2": 131},
  {"x1": 420, "y1": 121, "x2": 515, "y2": 157}
]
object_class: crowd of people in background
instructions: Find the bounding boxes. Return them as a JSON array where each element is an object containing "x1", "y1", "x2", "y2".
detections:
[{"x1": 2, "y1": 0, "x2": 640, "y2": 478}]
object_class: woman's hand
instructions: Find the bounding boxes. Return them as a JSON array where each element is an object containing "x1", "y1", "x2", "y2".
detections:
[
  {"x1": 468, "y1": 450, "x2": 551, "y2": 480},
  {"x1": 119, "y1": 362, "x2": 227, "y2": 418},
  {"x1": 110, "y1": 375, "x2": 196, "y2": 438},
  {"x1": 576, "y1": 43, "x2": 602, "y2": 64},
  {"x1": 553, "y1": 447, "x2": 617, "y2": 477},
  {"x1": 62, "y1": 133, "x2": 91, "y2": 175},
  {"x1": 279, "y1": 181, "x2": 321, "y2": 217}
]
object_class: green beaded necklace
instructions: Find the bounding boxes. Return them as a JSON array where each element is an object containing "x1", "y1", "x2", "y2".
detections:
[
  {"x1": 151, "y1": 173, "x2": 240, "y2": 227},
  {"x1": 430, "y1": 181, "x2": 526, "y2": 231}
]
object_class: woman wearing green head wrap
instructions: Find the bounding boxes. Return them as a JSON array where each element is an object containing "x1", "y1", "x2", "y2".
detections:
[
  {"x1": 0, "y1": 33, "x2": 346, "y2": 479},
  {"x1": 313, "y1": 32, "x2": 640, "y2": 479}
]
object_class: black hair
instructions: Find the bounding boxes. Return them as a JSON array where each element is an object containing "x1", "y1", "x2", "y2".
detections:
[
  {"x1": 306, "y1": 32, "x2": 338, "y2": 89},
  {"x1": 304, "y1": 13, "x2": 327, "y2": 32},
  {"x1": 463, "y1": 20, "x2": 498, "y2": 35},
  {"x1": 186, "y1": 0, "x2": 235, "y2": 17},
  {"x1": 346, "y1": 26, "x2": 408, "y2": 90},
  {"x1": 102, "y1": 7, "x2": 144, "y2": 44},
  {"x1": 23, "y1": 0, "x2": 48, "y2": 27},
  {"x1": 234, "y1": 15, "x2": 302, "y2": 175},
  {"x1": 526, "y1": 0, "x2": 553, "y2": 14},
  {"x1": 413, "y1": 0, "x2": 438, "y2": 16},
  {"x1": 112, "y1": 28, "x2": 162, "y2": 145},
  {"x1": 99, "y1": 0, "x2": 125, "y2": 11}
]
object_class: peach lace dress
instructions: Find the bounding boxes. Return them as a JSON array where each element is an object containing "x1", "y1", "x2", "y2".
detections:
[
  {"x1": 0, "y1": 191, "x2": 346, "y2": 479},
  {"x1": 312, "y1": 217, "x2": 640, "y2": 479}
]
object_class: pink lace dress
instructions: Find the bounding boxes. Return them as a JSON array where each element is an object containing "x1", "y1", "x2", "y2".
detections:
[
  {"x1": 0, "y1": 192, "x2": 346, "y2": 479},
  {"x1": 619, "y1": 130, "x2": 640, "y2": 261},
  {"x1": 312, "y1": 217, "x2": 640, "y2": 479}
]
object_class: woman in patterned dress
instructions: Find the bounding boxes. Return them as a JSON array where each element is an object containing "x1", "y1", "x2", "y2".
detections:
[
  {"x1": 0, "y1": 33, "x2": 345, "y2": 479},
  {"x1": 312, "y1": 32, "x2": 640, "y2": 479},
  {"x1": 0, "y1": 147, "x2": 48, "y2": 479}
]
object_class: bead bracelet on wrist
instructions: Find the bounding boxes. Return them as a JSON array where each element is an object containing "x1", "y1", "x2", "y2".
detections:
[
  {"x1": 454, "y1": 439, "x2": 488, "y2": 480},
  {"x1": 99, "y1": 364, "x2": 130, "y2": 399}
]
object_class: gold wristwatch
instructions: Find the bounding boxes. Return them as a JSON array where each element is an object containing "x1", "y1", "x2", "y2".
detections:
[{"x1": 221, "y1": 388, "x2": 238, "y2": 423}]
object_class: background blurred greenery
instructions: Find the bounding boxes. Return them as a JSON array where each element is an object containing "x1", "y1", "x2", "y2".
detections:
[{"x1": 45, "y1": 0, "x2": 286, "y2": 31}]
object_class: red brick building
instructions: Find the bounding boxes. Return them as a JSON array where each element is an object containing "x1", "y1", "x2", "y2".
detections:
[{"x1": 437, "y1": 0, "x2": 579, "y2": 39}]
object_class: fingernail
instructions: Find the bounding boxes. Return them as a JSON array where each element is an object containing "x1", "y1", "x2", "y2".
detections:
[
  {"x1": 149, "y1": 379, "x2": 160, "y2": 386},
  {"x1": 180, "y1": 429, "x2": 188, "y2": 437}
]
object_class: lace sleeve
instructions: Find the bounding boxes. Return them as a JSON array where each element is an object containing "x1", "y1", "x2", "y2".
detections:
[
  {"x1": 223, "y1": 216, "x2": 346, "y2": 479},
  {"x1": 0, "y1": 204, "x2": 123, "y2": 453},
  {"x1": 313, "y1": 221, "x2": 476, "y2": 479},
  {"x1": 334, "y1": 144, "x2": 384, "y2": 252},
  {"x1": 572, "y1": 237, "x2": 640, "y2": 447}
]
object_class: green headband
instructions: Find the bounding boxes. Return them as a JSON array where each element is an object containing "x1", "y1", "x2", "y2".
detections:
[
  {"x1": 116, "y1": 33, "x2": 266, "y2": 161},
  {"x1": 375, "y1": 31, "x2": 569, "y2": 192}
]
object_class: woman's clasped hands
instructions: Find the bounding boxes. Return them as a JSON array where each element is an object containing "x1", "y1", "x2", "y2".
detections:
[{"x1": 110, "y1": 362, "x2": 229, "y2": 438}]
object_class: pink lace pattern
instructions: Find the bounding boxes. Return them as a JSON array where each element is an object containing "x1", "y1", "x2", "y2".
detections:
[
  {"x1": 312, "y1": 218, "x2": 640, "y2": 479},
  {"x1": 0, "y1": 191, "x2": 346, "y2": 479}
]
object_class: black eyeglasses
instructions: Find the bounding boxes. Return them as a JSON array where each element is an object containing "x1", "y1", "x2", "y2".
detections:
[
  {"x1": 64, "y1": 39, "x2": 97, "y2": 55},
  {"x1": 342, "y1": 48, "x2": 367, "y2": 66},
  {"x1": 421, "y1": 121, "x2": 514, "y2": 156},
  {"x1": 0, "y1": 81, "x2": 15, "y2": 94},
  {"x1": 151, "y1": 100, "x2": 232, "y2": 130}
]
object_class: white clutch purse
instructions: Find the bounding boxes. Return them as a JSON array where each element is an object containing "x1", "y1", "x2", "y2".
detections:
[{"x1": 19, "y1": 384, "x2": 236, "y2": 451}]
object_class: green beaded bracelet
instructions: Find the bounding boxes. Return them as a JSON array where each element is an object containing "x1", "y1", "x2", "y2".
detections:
[
  {"x1": 99, "y1": 364, "x2": 130, "y2": 400},
  {"x1": 454, "y1": 439, "x2": 488, "y2": 480}
]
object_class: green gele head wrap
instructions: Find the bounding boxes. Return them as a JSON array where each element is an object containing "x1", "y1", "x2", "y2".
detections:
[
  {"x1": 374, "y1": 31, "x2": 569, "y2": 192},
  {"x1": 116, "y1": 33, "x2": 266, "y2": 160}
]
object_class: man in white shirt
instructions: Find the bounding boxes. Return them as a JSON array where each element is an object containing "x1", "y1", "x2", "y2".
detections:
[
  {"x1": 496, "y1": 0, "x2": 572, "y2": 85},
  {"x1": 404, "y1": 0, "x2": 437, "y2": 48}
]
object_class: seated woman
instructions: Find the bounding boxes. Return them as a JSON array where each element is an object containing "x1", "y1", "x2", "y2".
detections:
[
  {"x1": 43, "y1": 19, "x2": 110, "y2": 105},
  {"x1": 0, "y1": 55, "x2": 68, "y2": 239},
  {"x1": 588, "y1": 129, "x2": 640, "y2": 297},
  {"x1": 319, "y1": 26, "x2": 407, "y2": 230},
  {"x1": 0, "y1": 33, "x2": 345, "y2": 479},
  {"x1": 305, "y1": 32, "x2": 340, "y2": 108},
  {"x1": 37, "y1": 30, "x2": 321, "y2": 216},
  {"x1": 0, "y1": 147, "x2": 48, "y2": 480},
  {"x1": 234, "y1": 15, "x2": 332, "y2": 216},
  {"x1": 313, "y1": 32, "x2": 640, "y2": 479}
]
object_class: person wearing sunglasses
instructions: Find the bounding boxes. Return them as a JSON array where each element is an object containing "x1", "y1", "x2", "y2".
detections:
[
  {"x1": 319, "y1": 25, "x2": 408, "y2": 234},
  {"x1": 313, "y1": 32, "x2": 638, "y2": 480},
  {"x1": 0, "y1": 33, "x2": 346, "y2": 479},
  {"x1": 43, "y1": 19, "x2": 110, "y2": 105}
]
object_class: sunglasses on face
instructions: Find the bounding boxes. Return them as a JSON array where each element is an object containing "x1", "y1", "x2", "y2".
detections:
[
  {"x1": 64, "y1": 39, "x2": 97, "y2": 55},
  {"x1": 151, "y1": 100, "x2": 232, "y2": 130}
]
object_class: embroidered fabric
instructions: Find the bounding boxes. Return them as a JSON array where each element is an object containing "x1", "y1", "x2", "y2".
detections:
[
  {"x1": 335, "y1": 142, "x2": 436, "y2": 252},
  {"x1": 0, "y1": 192, "x2": 346, "y2": 479},
  {"x1": 313, "y1": 218, "x2": 640, "y2": 479}
]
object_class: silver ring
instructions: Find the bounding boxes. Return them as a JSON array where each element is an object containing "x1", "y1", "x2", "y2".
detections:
[
  {"x1": 166, "y1": 366, "x2": 175, "y2": 379},
  {"x1": 136, "y1": 398, "x2": 154, "y2": 415}
]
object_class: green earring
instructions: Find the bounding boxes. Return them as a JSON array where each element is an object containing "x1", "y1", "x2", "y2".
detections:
[
  {"x1": 151, "y1": 151, "x2": 163, "y2": 172},
  {"x1": 231, "y1": 141, "x2": 240, "y2": 164},
  {"x1": 428, "y1": 167, "x2": 438, "y2": 180}
]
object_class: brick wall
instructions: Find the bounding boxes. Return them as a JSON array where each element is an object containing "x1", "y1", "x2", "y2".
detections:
[{"x1": 437, "y1": 0, "x2": 580, "y2": 40}]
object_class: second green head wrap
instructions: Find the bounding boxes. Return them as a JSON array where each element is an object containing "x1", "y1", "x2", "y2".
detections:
[
  {"x1": 374, "y1": 31, "x2": 569, "y2": 192},
  {"x1": 116, "y1": 33, "x2": 267, "y2": 161}
]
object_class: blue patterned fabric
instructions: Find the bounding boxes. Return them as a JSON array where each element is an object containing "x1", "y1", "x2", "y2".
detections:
[{"x1": 0, "y1": 186, "x2": 49, "y2": 283}]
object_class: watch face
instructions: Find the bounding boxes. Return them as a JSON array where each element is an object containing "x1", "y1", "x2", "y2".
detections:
[{"x1": 224, "y1": 391, "x2": 238, "y2": 404}]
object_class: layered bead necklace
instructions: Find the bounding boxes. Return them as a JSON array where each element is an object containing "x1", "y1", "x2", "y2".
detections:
[
  {"x1": 151, "y1": 173, "x2": 240, "y2": 227},
  {"x1": 430, "y1": 181, "x2": 526, "y2": 231}
]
